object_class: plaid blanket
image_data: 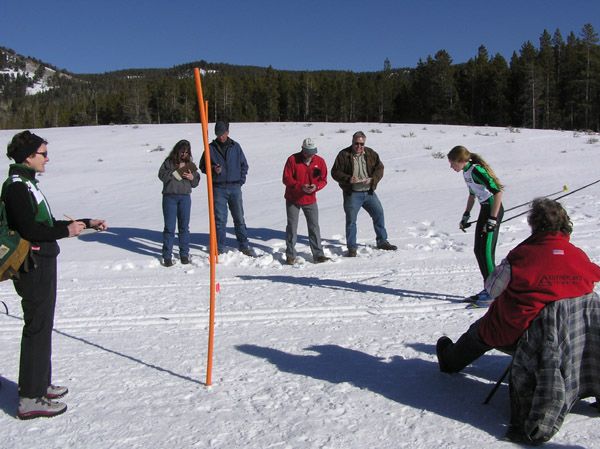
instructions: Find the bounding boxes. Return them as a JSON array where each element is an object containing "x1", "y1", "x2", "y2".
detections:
[{"x1": 509, "y1": 292, "x2": 600, "y2": 443}]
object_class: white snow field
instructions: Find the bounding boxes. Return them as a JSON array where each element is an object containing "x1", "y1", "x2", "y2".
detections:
[{"x1": 0, "y1": 122, "x2": 599, "y2": 448}]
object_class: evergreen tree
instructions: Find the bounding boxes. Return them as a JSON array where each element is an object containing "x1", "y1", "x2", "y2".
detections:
[
  {"x1": 580, "y1": 23, "x2": 599, "y2": 129},
  {"x1": 538, "y1": 30, "x2": 556, "y2": 128},
  {"x1": 2, "y1": 25, "x2": 599, "y2": 131}
]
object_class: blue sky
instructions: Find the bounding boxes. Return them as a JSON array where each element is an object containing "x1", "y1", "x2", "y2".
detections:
[{"x1": 1, "y1": 0, "x2": 598, "y2": 74}]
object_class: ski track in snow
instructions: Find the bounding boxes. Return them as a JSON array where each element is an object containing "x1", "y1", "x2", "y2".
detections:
[{"x1": 0, "y1": 265, "x2": 468, "y2": 333}]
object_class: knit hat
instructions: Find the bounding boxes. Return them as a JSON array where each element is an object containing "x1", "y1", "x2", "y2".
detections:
[
  {"x1": 301, "y1": 138, "x2": 318, "y2": 155},
  {"x1": 215, "y1": 121, "x2": 229, "y2": 137},
  {"x1": 6, "y1": 130, "x2": 47, "y2": 163}
]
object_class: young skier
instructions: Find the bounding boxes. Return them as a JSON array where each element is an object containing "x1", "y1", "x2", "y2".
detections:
[{"x1": 448, "y1": 145, "x2": 504, "y2": 307}]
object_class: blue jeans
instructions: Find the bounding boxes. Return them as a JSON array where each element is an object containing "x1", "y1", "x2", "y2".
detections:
[
  {"x1": 343, "y1": 191, "x2": 388, "y2": 249},
  {"x1": 162, "y1": 194, "x2": 191, "y2": 260},
  {"x1": 213, "y1": 185, "x2": 249, "y2": 251}
]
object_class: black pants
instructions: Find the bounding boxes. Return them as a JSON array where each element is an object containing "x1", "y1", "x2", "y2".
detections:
[
  {"x1": 474, "y1": 203, "x2": 504, "y2": 281},
  {"x1": 13, "y1": 256, "x2": 57, "y2": 398},
  {"x1": 438, "y1": 320, "x2": 493, "y2": 373}
]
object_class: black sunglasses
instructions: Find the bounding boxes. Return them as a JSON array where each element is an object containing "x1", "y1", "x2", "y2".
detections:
[{"x1": 36, "y1": 151, "x2": 48, "y2": 158}]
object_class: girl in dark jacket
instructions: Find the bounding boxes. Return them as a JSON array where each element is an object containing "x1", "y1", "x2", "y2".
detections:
[{"x1": 158, "y1": 140, "x2": 200, "y2": 266}]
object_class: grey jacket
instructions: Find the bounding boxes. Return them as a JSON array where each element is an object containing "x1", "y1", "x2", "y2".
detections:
[{"x1": 158, "y1": 159, "x2": 200, "y2": 195}]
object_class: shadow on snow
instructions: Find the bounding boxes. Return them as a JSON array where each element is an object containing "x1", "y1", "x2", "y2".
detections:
[
  {"x1": 0, "y1": 312, "x2": 203, "y2": 418},
  {"x1": 78, "y1": 226, "x2": 209, "y2": 257},
  {"x1": 78, "y1": 226, "x2": 343, "y2": 259},
  {"x1": 237, "y1": 274, "x2": 463, "y2": 302},
  {"x1": 77, "y1": 226, "x2": 309, "y2": 255},
  {"x1": 236, "y1": 343, "x2": 588, "y2": 447}
]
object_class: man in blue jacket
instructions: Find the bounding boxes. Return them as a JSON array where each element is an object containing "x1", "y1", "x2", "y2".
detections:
[{"x1": 200, "y1": 122, "x2": 255, "y2": 256}]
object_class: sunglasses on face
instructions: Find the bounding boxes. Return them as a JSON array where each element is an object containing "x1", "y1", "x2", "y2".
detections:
[
  {"x1": 353, "y1": 142, "x2": 365, "y2": 147},
  {"x1": 36, "y1": 151, "x2": 48, "y2": 158}
]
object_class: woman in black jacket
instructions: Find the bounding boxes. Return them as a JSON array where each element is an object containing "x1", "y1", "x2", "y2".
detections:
[{"x1": 3, "y1": 130, "x2": 107, "y2": 420}]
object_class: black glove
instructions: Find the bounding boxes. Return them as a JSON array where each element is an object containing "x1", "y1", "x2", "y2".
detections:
[
  {"x1": 459, "y1": 213, "x2": 471, "y2": 231},
  {"x1": 485, "y1": 217, "x2": 497, "y2": 233}
]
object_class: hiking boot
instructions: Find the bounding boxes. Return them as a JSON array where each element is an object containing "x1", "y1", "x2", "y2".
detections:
[
  {"x1": 17, "y1": 396, "x2": 67, "y2": 420},
  {"x1": 240, "y1": 247, "x2": 257, "y2": 258},
  {"x1": 314, "y1": 256, "x2": 331, "y2": 264},
  {"x1": 346, "y1": 248, "x2": 357, "y2": 257},
  {"x1": 436, "y1": 336, "x2": 454, "y2": 373},
  {"x1": 163, "y1": 259, "x2": 174, "y2": 267},
  {"x1": 285, "y1": 256, "x2": 296, "y2": 265},
  {"x1": 477, "y1": 290, "x2": 492, "y2": 302},
  {"x1": 466, "y1": 299, "x2": 493, "y2": 309},
  {"x1": 46, "y1": 384, "x2": 68, "y2": 400},
  {"x1": 465, "y1": 290, "x2": 493, "y2": 309},
  {"x1": 463, "y1": 293, "x2": 480, "y2": 303},
  {"x1": 377, "y1": 240, "x2": 397, "y2": 251},
  {"x1": 180, "y1": 256, "x2": 191, "y2": 265}
]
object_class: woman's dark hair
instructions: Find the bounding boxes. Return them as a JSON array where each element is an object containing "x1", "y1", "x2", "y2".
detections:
[
  {"x1": 7, "y1": 130, "x2": 47, "y2": 163},
  {"x1": 527, "y1": 198, "x2": 573, "y2": 235},
  {"x1": 168, "y1": 140, "x2": 192, "y2": 163}
]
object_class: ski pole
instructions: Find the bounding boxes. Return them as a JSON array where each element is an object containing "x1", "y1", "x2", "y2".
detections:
[
  {"x1": 463, "y1": 178, "x2": 600, "y2": 228},
  {"x1": 548, "y1": 178, "x2": 600, "y2": 202},
  {"x1": 464, "y1": 185, "x2": 567, "y2": 228},
  {"x1": 500, "y1": 178, "x2": 600, "y2": 224},
  {"x1": 503, "y1": 184, "x2": 569, "y2": 213}
]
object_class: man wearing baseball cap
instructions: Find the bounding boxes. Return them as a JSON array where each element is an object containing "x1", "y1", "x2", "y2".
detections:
[{"x1": 282, "y1": 138, "x2": 330, "y2": 265}]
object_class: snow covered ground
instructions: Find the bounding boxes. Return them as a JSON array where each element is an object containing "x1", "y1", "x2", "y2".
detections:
[{"x1": 0, "y1": 122, "x2": 599, "y2": 448}]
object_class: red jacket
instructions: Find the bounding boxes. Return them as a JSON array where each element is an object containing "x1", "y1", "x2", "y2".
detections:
[
  {"x1": 479, "y1": 232, "x2": 600, "y2": 347},
  {"x1": 282, "y1": 153, "x2": 327, "y2": 206}
]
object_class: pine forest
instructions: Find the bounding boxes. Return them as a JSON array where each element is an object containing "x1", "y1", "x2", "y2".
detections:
[{"x1": 1, "y1": 25, "x2": 599, "y2": 131}]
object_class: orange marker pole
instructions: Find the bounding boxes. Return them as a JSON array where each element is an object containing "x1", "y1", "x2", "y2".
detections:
[
  {"x1": 194, "y1": 68, "x2": 217, "y2": 386},
  {"x1": 206, "y1": 100, "x2": 218, "y2": 261}
]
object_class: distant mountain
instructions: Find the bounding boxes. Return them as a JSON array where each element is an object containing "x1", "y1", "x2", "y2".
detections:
[{"x1": 0, "y1": 46, "x2": 74, "y2": 96}]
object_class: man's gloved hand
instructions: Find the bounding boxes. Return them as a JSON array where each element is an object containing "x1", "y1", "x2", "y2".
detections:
[
  {"x1": 485, "y1": 217, "x2": 497, "y2": 233},
  {"x1": 459, "y1": 213, "x2": 471, "y2": 232}
]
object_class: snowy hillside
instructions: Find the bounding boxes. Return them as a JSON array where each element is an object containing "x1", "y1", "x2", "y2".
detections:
[
  {"x1": 0, "y1": 48, "x2": 67, "y2": 95},
  {"x1": 0, "y1": 122, "x2": 599, "y2": 448}
]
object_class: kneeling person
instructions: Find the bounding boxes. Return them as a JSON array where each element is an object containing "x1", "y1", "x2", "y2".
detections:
[{"x1": 437, "y1": 198, "x2": 600, "y2": 373}]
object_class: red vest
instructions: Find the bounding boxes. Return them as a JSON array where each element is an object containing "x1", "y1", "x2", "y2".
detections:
[{"x1": 478, "y1": 232, "x2": 600, "y2": 347}]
